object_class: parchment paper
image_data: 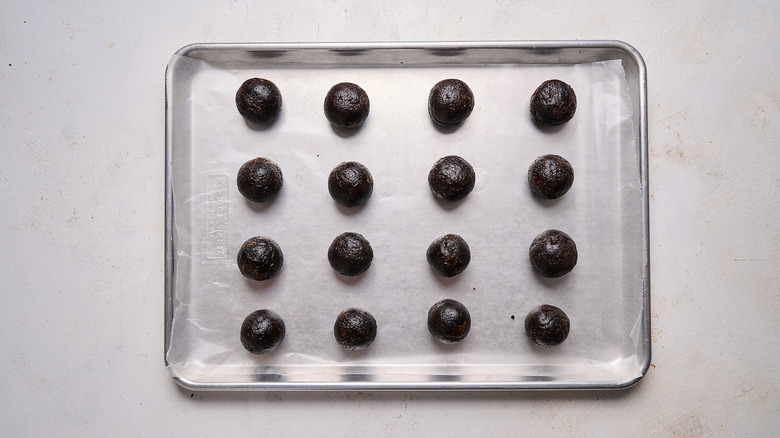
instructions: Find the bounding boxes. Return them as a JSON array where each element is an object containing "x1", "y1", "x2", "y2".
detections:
[{"x1": 166, "y1": 55, "x2": 643, "y2": 385}]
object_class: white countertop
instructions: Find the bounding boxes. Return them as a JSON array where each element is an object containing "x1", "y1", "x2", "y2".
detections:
[{"x1": 1, "y1": 1, "x2": 778, "y2": 435}]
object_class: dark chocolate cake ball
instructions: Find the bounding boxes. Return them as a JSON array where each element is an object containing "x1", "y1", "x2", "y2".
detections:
[
  {"x1": 324, "y1": 82, "x2": 370, "y2": 129},
  {"x1": 428, "y1": 79, "x2": 475, "y2": 125},
  {"x1": 524, "y1": 304, "x2": 570, "y2": 347},
  {"x1": 428, "y1": 299, "x2": 471, "y2": 344},
  {"x1": 527, "y1": 154, "x2": 574, "y2": 199},
  {"x1": 334, "y1": 308, "x2": 377, "y2": 350},
  {"x1": 237, "y1": 157, "x2": 283, "y2": 203},
  {"x1": 530, "y1": 79, "x2": 577, "y2": 126},
  {"x1": 428, "y1": 155, "x2": 475, "y2": 202},
  {"x1": 426, "y1": 234, "x2": 471, "y2": 278},
  {"x1": 240, "y1": 309, "x2": 286, "y2": 354},
  {"x1": 237, "y1": 236, "x2": 284, "y2": 281},
  {"x1": 328, "y1": 232, "x2": 373, "y2": 277},
  {"x1": 328, "y1": 161, "x2": 374, "y2": 207},
  {"x1": 529, "y1": 229, "x2": 578, "y2": 278},
  {"x1": 235, "y1": 78, "x2": 282, "y2": 123}
]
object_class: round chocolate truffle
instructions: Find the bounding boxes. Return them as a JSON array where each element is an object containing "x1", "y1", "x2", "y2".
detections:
[
  {"x1": 527, "y1": 154, "x2": 574, "y2": 199},
  {"x1": 237, "y1": 236, "x2": 284, "y2": 281},
  {"x1": 240, "y1": 309, "x2": 286, "y2": 354},
  {"x1": 328, "y1": 161, "x2": 374, "y2": 207},
  {"x1": 530, "y1": 79, "x2": 577, "y2": 126},
  {"x1": 426, "y1": 234, "x2": 471, "y2": 278},
  {"x1": 524, "y1": 304, "x2": 570, "y2": 347},
  {"x1": 324, "y1": 82, "x2": 370, "y2": 129},
  {"x1": 428, "y1": 299, "x2": 471, "y2": 344},
  {"x1": 428, "y1": 79, "x2": 474, "y2": 125},
  {"x1": 529, "y1": 229, "x2": 578, "y2": 278},
  {"x1": 237, "y1": 157, "x2": 283, "y2": 203},
  {"x1": 328, "y1": 232, "x2": 373, "y2": 277},
  {"x1": 235, "y1": 78, "x2": 282, "y2": 123},
  {"x1": 428, "y1": 155, "x2": 475, "y2": 202},
  {"x1": 334, "y1": 308, "x2": 377, "y2": 350}
]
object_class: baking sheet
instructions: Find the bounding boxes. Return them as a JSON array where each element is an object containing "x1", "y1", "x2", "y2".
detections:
[{"x1": 165, "y1": 42, "x2": 649, "y2": 390}]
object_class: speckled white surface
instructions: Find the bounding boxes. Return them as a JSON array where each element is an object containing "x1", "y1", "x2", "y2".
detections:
[{"x1": 0, "y1": 1, "x2": 778, "y2": 436}]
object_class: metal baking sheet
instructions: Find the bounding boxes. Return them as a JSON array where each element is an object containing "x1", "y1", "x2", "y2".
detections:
[{"x1": 164, "y1": 41, "x2": 650, "y2": 390}]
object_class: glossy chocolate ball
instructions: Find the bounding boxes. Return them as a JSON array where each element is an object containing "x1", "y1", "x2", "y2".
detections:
[
  {"x1": 328, "y1": 161, "x2": 374, "y2": 207},
  {"x1": 524, "y1": 304, "x2": 570, "y2": 347},
  {"x1": 428, "y1": 155, "x2": 475, "y2": 202},
  {"x1": 324, "y1": 82, "x2": 370, "y2": 129},
  {"x1": 529, "y1": 229, "x2": 578, "y2": 278},
  {"x1": 328, "y1": 232, "x2": 373, "y2": 277},
  {"x1": 428, "y1": 79, "x2": 474, "y2": 125},
  {"x1": 426, "y1": 234, "x2": 471, "y2": 278},
  {"x1": 530, "y1": 79, "x2": 577, "y2": 126},
  {"x1": 527, "y1": 154, "x2": 574, "y2": 199},
  {"x1": 235, "y1": 78, "x2": 282, "y2": 123},
  {"x1": 428, "y1": 299, "x2": 471, "y2": 343},
  {"x1": 240, "y1": 309, "x2": 286, "y2": 354},
  {"x1": 334, "y1": 308, "x2": 377, "y2": 350},
  {"x1": 237, "y1": 157, "x2": 283, "y2": 203},
  {"x1": 237, "y1": 236, "x2": 284, "y2": 281}
]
